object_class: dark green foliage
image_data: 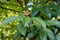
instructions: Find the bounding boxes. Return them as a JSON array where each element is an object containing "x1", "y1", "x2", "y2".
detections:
[{"x1": 1, "y1": 0, "x2": 60, "y2": 40}]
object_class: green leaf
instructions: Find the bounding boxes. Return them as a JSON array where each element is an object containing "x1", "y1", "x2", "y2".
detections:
[
  {"x1": 53, "y1": 27, "x2": 58, "y2": 34},
  {"x1": 24, "y1": 0, "x2": 29, "y2": 5},
  {"x1": 51, "y1": 2, "x2": 59, "y2": 12},
  {"x1": 45, "y1": 20, "x2": 60, "y2": 27},
  {"x1": 31, "y1": 17, "x2": 46, "y2": 29},
  {"x1": 40, "y1": 30, "x2": 47, "y2": 40},
  {"x1": 27, "y1": 31, "x2": 36, "y2": 38},
  {"x1": 27, "y1": 27, "x2": 39, "y2": 38},
  {"x1": 50, "y1": 2, "x2": 60, "y2": 15},
  {"x1": 45, "y1": 29, "x2": 55, "y2": 40},
  {"x1": 24, "y1": 17, "x2": 30, "y2": 27},
  {"x1": 36, "y1": 37, "x2": 40, "y2": 40},
  {"x1": 0, "y1": 0, "x2": 7, "y2": 3},
  {"x1": 19, "y1": 14, "x2": 30, "y2": 27},
  {"x1": 17, "y1": 22, "x2": 26, "y2": 36},
  {"x1": 56, "y1": 34, "x2": 60, "y2": 40},
  {"x1": 3, "y1": 16, "x2": 19, "y2": 25},
  {"x1": 1, "y1": 4, "x2": 22, "y2": 12},
  {"x1": 14, "y1": 31, "x2": 20, "y2": 40},
  {"x1": 39, "y1": 4, "x2": 49, "y2": 19},
  {"x1": 45, "y1": 7, "x2": 51, "y2": 19},
  {"x1": 31, "y1": 7, "x2": 39, "y2": 17}
]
